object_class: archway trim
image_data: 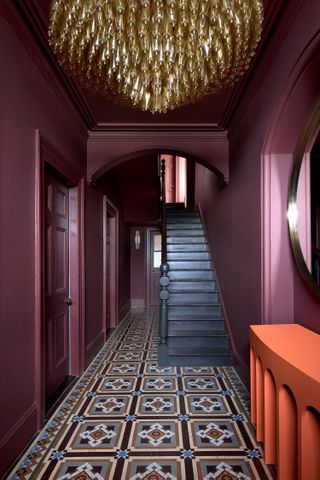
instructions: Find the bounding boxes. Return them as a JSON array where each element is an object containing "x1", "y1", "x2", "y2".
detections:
[{"x1": 87, "y1": 130, "x2": 229, "y2": 185}]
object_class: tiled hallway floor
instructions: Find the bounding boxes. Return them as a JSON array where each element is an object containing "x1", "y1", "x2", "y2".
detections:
[{"x1": 8, "y1": 309, "x2": 273, "y2": 479}]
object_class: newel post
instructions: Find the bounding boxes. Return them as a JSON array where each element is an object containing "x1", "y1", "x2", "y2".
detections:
[{"x1": 159, "y1": 262, "x2": 169, "y2": 344}]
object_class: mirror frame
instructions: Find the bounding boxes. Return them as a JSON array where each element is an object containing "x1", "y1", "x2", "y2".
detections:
[{"x1": 288, "y1": 102, "x2": 320, "y2": 295}]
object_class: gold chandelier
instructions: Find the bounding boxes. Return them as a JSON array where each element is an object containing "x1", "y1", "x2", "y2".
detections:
[{"x1": 49, "y1": 0, "x2": 263, "y2": 114}]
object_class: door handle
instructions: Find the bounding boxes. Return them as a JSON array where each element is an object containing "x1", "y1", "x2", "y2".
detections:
[{"x1": 64, "y1": 298, "x2": 72, "y2": 305}]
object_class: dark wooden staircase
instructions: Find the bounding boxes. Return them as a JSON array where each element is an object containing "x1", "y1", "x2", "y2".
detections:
[{"x1": 160, "y1": 203, "x2": 233, "y2": 366}]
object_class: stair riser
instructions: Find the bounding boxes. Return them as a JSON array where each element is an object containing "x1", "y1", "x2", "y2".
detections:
[
  {"x1": 168, "y1": 306, "x2": 222, "y2": 319},
  {"x1": 168, "y1": 336, "x2": 229, "y2": 348},
  {"x1": 166, "y1": 203, "x2": 185, "y2": 209},
  {"x1": 168, "y1": 252, "x2": 210, "y2": 260},
  {"x1": 167, "y1": 229, "x2": 204, "y2": 237},
  {"x1": 164, "y1": 355, "x2": 233, "y2": 367},
  {"x1": 169, "y1": 261, "x2": 211, "y2": 270},
  {"x1": 168, "y1": 292, "x2": 219, "y2": 303},
  {"x1": 168, "y1": 271, "x2": 213, "y2": 281},
  {"x1": 167, "y1": 212, "x2": 200, "y2": 218},
  {"x1": 167, "y1": 218, "x2": 201, "y2": 224},
  {"x1": 169, "y1": 320, "x2": 225, "y2": 331},
  {"x1": 167, "y1": 223, "x2": 203, "y2": 230},
  {"x1": 167, "y1": 244, "x2": 208, "y2": 252},
  {"x1": 168, "y1": 281, "x2": 216, "y2": 292},
  {"x1": 167, "y1": 237, "x2": 206, "y2": 244}
]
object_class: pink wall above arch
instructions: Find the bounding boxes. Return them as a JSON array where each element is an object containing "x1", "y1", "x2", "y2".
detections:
[{"x1": 261, "y1": 30, "x2": 320, "y2": 328}]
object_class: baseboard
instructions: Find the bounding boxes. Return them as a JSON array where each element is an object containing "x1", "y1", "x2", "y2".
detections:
[
  {"x1": 233, "y1": 352, "x2": 250, "y2": 390},
  {"x1": 85, "y1": 329, "x2": 105, "y2": 366},
  {"x1": 130, "y1": 299, "x2": 145, "y2": 308},
  {"x1": 0, "y1": 402, "x2": 38, "y2": 478},
  {"x1": 119, "y1": 300, "x2": 130, "y2": 322}
]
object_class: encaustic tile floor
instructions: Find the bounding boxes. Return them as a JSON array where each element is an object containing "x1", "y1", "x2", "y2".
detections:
[{"x1": 7, "y1": 309, "x2": 273, "y2": 480}]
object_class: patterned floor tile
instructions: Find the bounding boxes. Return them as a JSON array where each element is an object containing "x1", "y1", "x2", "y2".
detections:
[
  {"x1": 114, "y1": 351, "x2": 144, "y2": 361},
  {"x1": 141, "y1": 376, "x2": 177, "y2": 392},
  {"x1": 181, "y1": 367, "x2": 217, "y2": 375},
  {"x1": 182, "y1": 376, "x2": 220, "y2": 392},
  {"x1": 123, "y1": 459, "x2": 183, "y2": 480},
  {"x1": 144, "y1": 363, "x2": 176, "y2": 375},
  {"x1": 38, "y1": 459, "x2": 113, "y2": 480},
  {"x1": 85, "y1": 395, "x2": 131, "y2": 416},
  {"x1": 96, "y1": 376, "x2": 136, "y2": 392},
  {"x1": 64, "y1": 420, "x2": 124, "y2": 450},
  {"x1": 7, "y1": 309, "x2": 274, "y2": 480},
  {"x1": 136, "y1": 395, "x2": 179, "y2": 415},
  {"x1": 195, "y1": 458, "x2": 266, "y2": 479},
  {"x1": 106, "y1": 362, "x2": 140, "y2": 375},
  {"x1": 185, "y1": 394, "x2": 230, "y2": 415},
  {"x1": 189, "y1": 419, "x2": 244, "y2": 449},
  {"x1": 129, "y1": 420, "x2": 181, "y2": 449},
  {"x1": 120, "y1": 344, "x2": 146, "y2": 351},
  {"x1": 146, "y1": 351, "x2": 158, "y2": 361}
]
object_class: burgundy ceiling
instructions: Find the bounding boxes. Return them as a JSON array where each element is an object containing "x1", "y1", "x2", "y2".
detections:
[{"x1": 32, "y1": 0, "x2": 275, "y2": 128}]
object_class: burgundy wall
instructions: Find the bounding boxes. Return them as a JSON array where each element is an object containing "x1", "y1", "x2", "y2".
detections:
[
  {"x1": 0, "y1": 12, "x2": 87, "y2": 477},
  {"x1": 100, "y1": 172, "x2": 131, "y2": 321},
  {"x1": 130, "y1": 227, "x2": 147, "y2": 307},
  {"x1": 85, "y1": 172, "x2": 132, "y2": 365},
  {"x1": 196, "y1": 0, "x2": 320, "y2": 364},
  {"x1": 102, "y1": 155, "x2": 160, "y2": 308},
  {"x1": 196, "y1": 162, "x2": 261, "y2": 362},
  {"x1": 114, "y1": 154, "x2": 159, "y2": 224},
  {"x1": 85, "y1": 186, "x2": 104, "y2": 364}
]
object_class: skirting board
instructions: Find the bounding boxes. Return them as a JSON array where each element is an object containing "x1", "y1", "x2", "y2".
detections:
[
  {"x1": 130, "y1": 299, "x2": 145, "y2": 308},
  {"x1": 0, "y1": 402, "x2": 38, "y2": 478}
]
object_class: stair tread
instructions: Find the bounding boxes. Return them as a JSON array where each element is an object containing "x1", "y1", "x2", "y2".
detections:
[
  {"x1": 169, "y1": 279, "x2": 215, "y2": 282},
  {"x1": 168, "y1": 302, "x2": 221, "y2": 306},
  {"x1": 169, "y1": 258, "x2": 210, "y2": 261},
  {"x1": 168, "y1": 330, "x2": 227, "y2": 337},
  {"x1": 169, "y1": 318, "x2": 224, "y2": 322},
  {"x1": 169, "y1": 266, "x2": 212, "y2": 269},
  {"x1": 169, "y1": 303, "x2": 220, "y2": 308},
  {"x1": 168, "y1": 289, "x2": 216, "y2": 293},
  {"x1": 168, "y1": 346, "x2": 232, "y2": 355}
]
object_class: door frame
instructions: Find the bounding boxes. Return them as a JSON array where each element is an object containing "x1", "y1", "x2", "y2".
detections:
[
  {"x1": 34, "y1": 130, "x2": 85, "y2": 426},
  {"x1": 145, "y1": 227, "x2": 161, "y2": 307},
  {"x1": 102, "y1": 196, "x2": 119, "y2": 334}
]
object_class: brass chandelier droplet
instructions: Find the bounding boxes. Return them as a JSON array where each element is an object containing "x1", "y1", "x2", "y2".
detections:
[{"x1": 48, "y1": 0, "x2": 264, "y2": 114}]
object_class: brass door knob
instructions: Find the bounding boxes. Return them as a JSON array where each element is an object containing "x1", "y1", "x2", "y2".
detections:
[{"x1": 64, "y1": 298, "x2": 72, "y2": 305}]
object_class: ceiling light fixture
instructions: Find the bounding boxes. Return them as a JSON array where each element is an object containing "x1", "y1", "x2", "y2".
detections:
[{"x1": 48, "y1": 0, "x2": 263, "y2": 114}]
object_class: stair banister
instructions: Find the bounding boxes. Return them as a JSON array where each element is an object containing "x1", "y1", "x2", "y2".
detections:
[{"x1": 159, "y1": 158, "x2": 169, "y2": 345}]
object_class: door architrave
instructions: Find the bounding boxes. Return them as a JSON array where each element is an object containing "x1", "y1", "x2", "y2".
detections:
[
  {"x1": 35, "y1": 130, "x2": 85, "y2": 426},
  {"x1": 103, "y1": 196, "x2": 119, "y2": 334},
  {"x1": 145, "y1": 227, "x2": 161, "y2": 307}
]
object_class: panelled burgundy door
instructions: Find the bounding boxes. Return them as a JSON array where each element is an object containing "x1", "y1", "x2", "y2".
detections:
[{"x1": 45, "y1": 171, "x2": 70, "y2": 402}]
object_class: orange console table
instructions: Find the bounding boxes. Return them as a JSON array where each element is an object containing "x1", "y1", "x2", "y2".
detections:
[{"x1": 250, "y1": 324, "x2": 320, "y2": 480}]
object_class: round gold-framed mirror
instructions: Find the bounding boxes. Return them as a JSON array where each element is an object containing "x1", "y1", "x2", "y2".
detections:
[{"x1": 288, "y1": 102, "x2": 320, "y2": 295}]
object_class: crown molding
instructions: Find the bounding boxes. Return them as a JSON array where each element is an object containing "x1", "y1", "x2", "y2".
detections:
[
  {"x1": 219, "y1": 0, "x2": 305, "y2": 130},
  {"x1": 1, "y1": 0, "x2": 96, "y2": 131},
  {"x1": 2, "y1": 0, "x2": 303, "y2": 134},
  {"x1": 93, "y1": 123, "x2": 221, "y2": 132},
  {"x1": 88, "y1": 130, "x2": 228, "y2": 141}
]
